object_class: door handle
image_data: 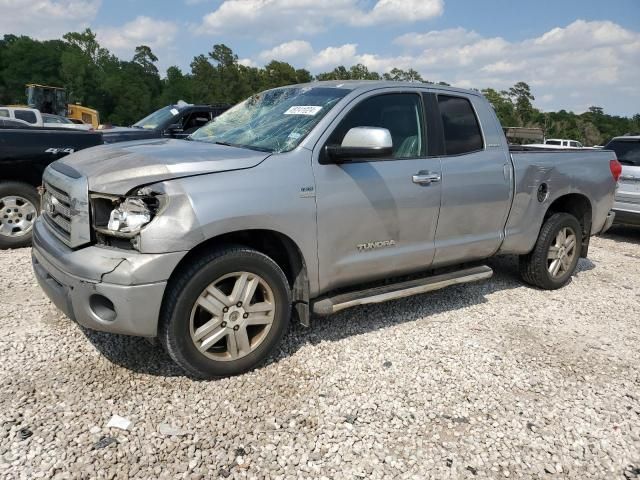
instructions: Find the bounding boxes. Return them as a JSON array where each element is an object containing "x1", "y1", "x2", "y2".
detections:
[{"x1": 412, "y1": 171, "x2": 441, "y2": 185}]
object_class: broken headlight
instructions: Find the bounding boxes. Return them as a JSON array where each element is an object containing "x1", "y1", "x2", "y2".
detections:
[
  {"x1": 107, "y1": 197, "x2": 152, "y2": 234},
  {"x1": 91, "y1": 191, "x2": 163, "y2": 238}
]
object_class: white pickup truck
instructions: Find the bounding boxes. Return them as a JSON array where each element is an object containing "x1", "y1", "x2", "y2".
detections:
[
  {"x1": 528, "y1": 138, "x2": 585, "y2": 149},
  {"x1": 0, "y1": 107, "x2": 92, "y2": 130}
]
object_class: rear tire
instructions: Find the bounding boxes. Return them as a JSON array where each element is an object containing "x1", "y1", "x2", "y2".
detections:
[
  {"x1": 0, "y1": 182, "x2": 40, "y2": 250},
  {"x1": 159, "y1": 245, "x2": 291, "y2": 379},
  {"x1": 519, "y1": 213, "x2": 582, "y2": 290}
]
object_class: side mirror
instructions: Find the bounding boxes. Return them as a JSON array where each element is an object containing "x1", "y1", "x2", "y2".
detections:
[
  {"x1": 166, "y1": 123, "x2": 183, "y2": 135},
  {"x1": 323, "y1": 127, "x2": 393, "y2": 163}
]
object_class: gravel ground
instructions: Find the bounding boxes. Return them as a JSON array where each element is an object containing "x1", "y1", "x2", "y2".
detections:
[{"x1": 1, "y1": 228, "x2": 639, "y2": 479}]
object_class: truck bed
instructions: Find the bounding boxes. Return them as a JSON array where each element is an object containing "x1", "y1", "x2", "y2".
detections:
[{"x1": 499, "y1": 147, "x2": 617, "y2": 255}]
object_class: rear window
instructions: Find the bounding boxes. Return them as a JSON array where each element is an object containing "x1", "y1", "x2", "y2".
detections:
[
  {"x1": 438, "y1": 95, "x2": 483, "y2": 155},
  {"x1": 0, "y1": 118, "x2": 28, "y2": 128},
  {"x1": 546, "y1": 140, "x2": 561, "y2": 145},
  {"x1": 606, "y1": 139, "x2": 640, "y2": 166},
  {"x1": 15, "y1": 110, "x2": 38, "y2": 124}
]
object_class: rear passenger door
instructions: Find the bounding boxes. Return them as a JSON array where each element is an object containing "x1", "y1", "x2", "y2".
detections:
[{"x1": 431, "y1": 93, "x2": 512, "y2": 265}]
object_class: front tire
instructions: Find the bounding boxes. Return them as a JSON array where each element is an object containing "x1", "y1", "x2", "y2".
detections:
[
  {"x1": 0, "y1": 182, "x2": 39, "y2": 250},
  {"x1": 519, "y1": 213, "x2": 582, "y2": 290},
  {"x1": 159, "y1": 245, "x2": 291, "y2": 378}
]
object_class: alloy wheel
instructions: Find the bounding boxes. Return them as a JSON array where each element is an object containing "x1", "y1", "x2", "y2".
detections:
[
  {"x1": 547, "y1": 227, "x2": 577, "y2": 278},
  {"x1": 189, "y1": 271, "x2": 276, "y2": 361},
  {"x1": 0, "y1": 196, "x2": 37, "y2": 238}
]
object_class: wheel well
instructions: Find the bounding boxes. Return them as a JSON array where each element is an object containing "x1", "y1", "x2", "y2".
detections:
[
  {"x1": 168, "y1": 229, "x2": 311, "y2": 325},
  {"x1": 1, "y1": 165, "x2": 44, "y2": 188},
  {"x1": 544, "y1": 193, "x2": 592, "y2": 257}
]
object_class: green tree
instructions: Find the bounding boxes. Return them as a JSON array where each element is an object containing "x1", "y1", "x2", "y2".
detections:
[
  {"x1": 383, "y1": 68, "x2": 423, "y2": 82},
  {"x1": 316, "y1": 65, "x2": 351, "y2": 81},
  {"x1": 133, "y1": 45, "x2": 159, "y2": 76},
  {"x1": 0, "y1": 35, "x2": 67, "y2": 104},
  {"x1": 508, "y1": 81, "x2": 535, "y2": 124},
  {"x1": 482, "y1": 88, "x2": 518, "y2": 126},
  {"x1": 160, "y1": 66, "x2": 193, "y2": 104},
  {"x1": 261, "y1": 60, "x2": 299, "y2": 89}
]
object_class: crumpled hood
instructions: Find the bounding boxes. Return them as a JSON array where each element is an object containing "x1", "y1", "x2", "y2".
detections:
[{"x1": 56, "y1": 138, "x2": 270, "y2": 194}]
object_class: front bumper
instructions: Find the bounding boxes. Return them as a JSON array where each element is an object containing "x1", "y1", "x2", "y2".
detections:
[{"x1": 31, "y1": 219, "x2": 187, "y2": 337}]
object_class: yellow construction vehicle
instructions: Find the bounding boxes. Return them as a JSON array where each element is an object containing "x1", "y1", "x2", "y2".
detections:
[{"x1": 25, "y1": 84, "x2": 100, "y2": 128}]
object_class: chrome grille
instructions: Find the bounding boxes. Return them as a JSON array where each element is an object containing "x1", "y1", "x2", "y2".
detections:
[
  {"x1": 43, "y1": 182, "x2": 72, "y2": 240},
  {"x1": 41, "y1": 166, "x2": 91, "y2": 248}
]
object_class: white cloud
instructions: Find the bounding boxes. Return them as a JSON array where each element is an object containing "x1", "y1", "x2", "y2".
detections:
[
  {"x1": 196, "y1": 0, "x2": 443, "y2": 37},
  {"x1": 247, "y1": 20, "x2": 639, "y2": 115},
  {"x1": 96, "y1": 16, "x2": 178, "y2": 56},
  {"x1": 238, "y1": 57, "x2": 258, "y2": 67},
  {"x1": 258, "y1": 40, "x2": 314, "y2": 62},
  {"x1": 0, "y1": 0, "x2": 101, "y2": 38},
  {"x1": 308, "y1": 44, "x2": 359, "y2": 70},
  {"x1": 353, "y1": 0, "x2": 444, "y2": 27},
  {"x1": 394, "y1": 27, "x2": 481, "y2": 49}
]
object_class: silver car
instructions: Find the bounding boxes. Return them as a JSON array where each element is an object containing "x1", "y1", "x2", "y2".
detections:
[
  {"x1": 606, "y1": 135, "x2": 640, "y2": 225},
  {"x1": 32, "y1": 81, "x2": 617, "y2": 378}
]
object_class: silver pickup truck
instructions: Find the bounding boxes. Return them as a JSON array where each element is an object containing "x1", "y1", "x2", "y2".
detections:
[{"x1": 32, "y1": 81, "x2": 619, "y2": 378}]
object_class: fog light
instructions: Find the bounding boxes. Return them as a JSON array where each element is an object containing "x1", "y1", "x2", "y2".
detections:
[{"x1": 89, "y1": 294, "x2": 116, "y2": 322}]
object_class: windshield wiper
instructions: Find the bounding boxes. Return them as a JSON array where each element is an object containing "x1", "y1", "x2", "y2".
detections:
[{"x1": 213, "y1": 141, "x2": 272, "y2": 153}]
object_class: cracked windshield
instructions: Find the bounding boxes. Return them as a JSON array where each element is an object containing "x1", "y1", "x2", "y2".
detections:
[{"x1": 190, "y1": 87, "x2": 350, "y2": 153}]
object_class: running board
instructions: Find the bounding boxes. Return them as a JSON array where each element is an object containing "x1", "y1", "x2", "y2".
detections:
[{"x1": 312, "y1": 265, "x2": 493, "y2": 316}]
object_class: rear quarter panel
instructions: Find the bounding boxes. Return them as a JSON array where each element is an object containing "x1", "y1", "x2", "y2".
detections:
[{"x1": 499, "y1": 149, "x2": 616, "y2": 255}]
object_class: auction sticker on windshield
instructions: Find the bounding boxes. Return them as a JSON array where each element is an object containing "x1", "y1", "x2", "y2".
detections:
[
  {"x1": 284, "y1": 106, "x2": 322, "y2": 116},
  {"x1": 170, "y1": 108, "x2": 179, "y2": 116}
]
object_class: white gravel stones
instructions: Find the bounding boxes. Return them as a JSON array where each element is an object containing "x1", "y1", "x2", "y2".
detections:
[
  {"x1": 106, "y1": 415, "x2": 132, "y2": 431},
  {"x1": 1, "y1": 226, "x2": 639, "y2": 478},
  {"x1": 158, "y1": 423, "x2": 189, "y2": 437}
]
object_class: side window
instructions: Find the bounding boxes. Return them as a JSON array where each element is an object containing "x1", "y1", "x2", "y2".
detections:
[
  {"x1": 569, "y1": 141, "x2": 579, "y2": 148},
  {"x1": 183, "y1": 111, "x2": 212, "y2": 131},
  {"x1": 0, "y1": 109, "x2": 8, "y2": 118},
  {"x1": 437, "y1": 95, "x2": 483, "y2": 155},
  {"x1": 329, "y1": 93, "x2": 425, "y2": 159},
  {"x1": 15, "y1": 110, "x2": 38, "y2": 124}
]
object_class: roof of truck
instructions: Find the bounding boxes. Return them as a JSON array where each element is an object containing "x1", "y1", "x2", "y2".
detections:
[
  {"x1": 609, "y1": 135, "x2": 640, "y2": 141},
  {"x1": 288, "y1": 80, "x2": 481, "y2": 97}
]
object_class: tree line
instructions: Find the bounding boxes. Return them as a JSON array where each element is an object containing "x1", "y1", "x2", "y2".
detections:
[{"x1": 1, "y1": 29, "x2": 638, "y2": 144}]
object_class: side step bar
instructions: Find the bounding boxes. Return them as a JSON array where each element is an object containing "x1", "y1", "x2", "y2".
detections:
[{"x1": 312, "y1": 265, "x2": 493, "y2": 316}]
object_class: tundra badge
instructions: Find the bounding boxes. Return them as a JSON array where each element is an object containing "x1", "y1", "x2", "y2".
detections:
[{"x1": 357, "y1": 240, "x2": 396, "y2": 252}]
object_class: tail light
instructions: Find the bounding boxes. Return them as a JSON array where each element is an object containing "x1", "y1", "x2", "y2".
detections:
[{"x1": 610, "y1": 159, "x2": 622, "y2": 181}]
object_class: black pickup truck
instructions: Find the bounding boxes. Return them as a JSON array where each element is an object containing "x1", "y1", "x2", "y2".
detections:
[
  {"x1": 101, "y1": 103, "x2": 230, "y2": 144},
  {"x1": 0, "y1": 123, "x2": 102, "y2": 248}
]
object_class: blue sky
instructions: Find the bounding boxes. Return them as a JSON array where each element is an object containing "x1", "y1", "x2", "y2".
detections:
[{"x1": 2, "y1": 0, "x2": 639, "y2": 115}]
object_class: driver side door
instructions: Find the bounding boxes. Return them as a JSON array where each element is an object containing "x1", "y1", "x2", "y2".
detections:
[{"x1": 312, "y1": 90, "x2": 442, "y2": 293}]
